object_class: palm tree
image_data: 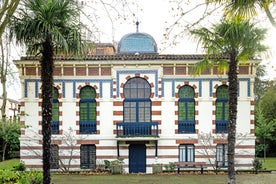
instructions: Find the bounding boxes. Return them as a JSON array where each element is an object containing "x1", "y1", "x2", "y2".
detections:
[
  {"x1": 191, "y1": 19, "x2": 267, "y2": 184},
  {"x1": 10, "y1": 0, "x2": 87, "y2": 183},
  {"x1": 207, "y1": 0, "x2": 276, "y2": 27}
]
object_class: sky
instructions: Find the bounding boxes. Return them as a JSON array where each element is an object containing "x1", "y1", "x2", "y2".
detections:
[
  {"x1": 88, "y1": 0, "x2": 276, "y2": 70},
  {"x1": 6, "y1": 0, "x2": 276, "y2": 99}
]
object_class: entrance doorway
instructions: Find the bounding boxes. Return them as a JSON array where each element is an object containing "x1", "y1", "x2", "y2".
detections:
[{"x1": 129, "y1": 144, "x2": 146, "y2": 173}]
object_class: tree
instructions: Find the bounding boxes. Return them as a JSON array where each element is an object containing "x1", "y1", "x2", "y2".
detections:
[
  {"x1": 207, "y1": 0, "x2": 276, "y2": 27},
  {"x1": 0, "y1": 0, "x2": 20, "y2": 162},
  {"x1": 257, "y1": 82, "x2": 276, "y2": 156},
  {"x1": 191, "y1": 19, "x2": 267, "y2": 184},
  {"x1": 0, "y1": 119, "x2": 21, "y2": 161},
  {"x1": 0, "y1": 0, "x2": 20, "y2": 37},
  {"x1": 255, "y1": 107, "x2": 276, "y2": 160},
  {"x1": 10, "y1": 0, "x2": 87, "y2": 183},
  {"x1": 254, "y1": 64, "x2": 269, "y2": 103}
]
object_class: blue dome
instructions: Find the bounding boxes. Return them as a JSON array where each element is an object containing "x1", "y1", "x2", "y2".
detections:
[{"x1": 118, "y1": 32, "x2": 158, "y2": 54}]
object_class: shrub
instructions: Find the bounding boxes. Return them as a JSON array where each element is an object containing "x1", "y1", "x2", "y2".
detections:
[
  {"x1": 252, "y1": 158, "x2": 263, "y2": 174},
  {"x1": 164, "y1": 162, "x2": 175, "y2": 172},
  {"x1": 0, "y1": 169, "x2": 42, "y2": 184},
  {"x1": 13, "y1": 161, "x2": 26, "y2": 171}
]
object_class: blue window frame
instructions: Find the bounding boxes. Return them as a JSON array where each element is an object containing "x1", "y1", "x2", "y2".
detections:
[
  {"x1": 179, "y1": 144, "x2": 194, "y2": 162},
  {"x1": 178, "y1": 85, "x2": 195, "y2": 133},
  {"x1": 80, "y1": 144, "x2": 96, "y2": 169},
  {"x1": 50, "y1": 144, "x2": 59, "y2": 169},
  {"x1": 52, "y1": 87, "x2": 59, "y2": 134},
  {"x1": 216, "y1": 85, "x2": 229, "y2": 133},
  {"x1": 123, "y1": 77, "x2": 151, "y2": 123},
  {"x1": 79, "y1": 86, "x2": 97, "y2": 134},
  {"x1": 216, "y1": 144, "x2": 228, "y2": 167}
]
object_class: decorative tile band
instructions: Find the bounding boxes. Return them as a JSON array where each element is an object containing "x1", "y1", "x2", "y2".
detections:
[
  {"x1": 161, "y1": 78, "x2": 250, "y2": 97},
  {"x1": 24, "y1": 79, "x2": 113, "y2": 98}
]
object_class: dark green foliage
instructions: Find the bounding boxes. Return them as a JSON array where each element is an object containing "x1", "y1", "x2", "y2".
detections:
[
  {"x1": 252, "y1": 158, "x2": 263, "y2": 174},
  {"x1": 13, "y1": 161, "x2": 26, "y2": 171},
  {"x1": 0, "y1": 120, "x2": 21, "y2": 161}
]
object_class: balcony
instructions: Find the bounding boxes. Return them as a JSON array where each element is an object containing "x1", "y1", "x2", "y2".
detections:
[
  {"x1": 80, "y1": 121, "x2": 97, "y2": 134},
  {"x1": 178, "y1": 121, "x2": 195, "y2": 134},
  {"x1": 116, "y1": 122, "x2": 159, "y2": 137},
  {"x1": 216, "y1": 120, "x2": 228, "y2": 133},
  {"x1": 51, "y1": 121, "x2": 59, "y2": 134}
]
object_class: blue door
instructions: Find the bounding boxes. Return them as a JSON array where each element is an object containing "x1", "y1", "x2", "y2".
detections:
[{"x1": 129, "y1": 144, "x2": 146, "y2": 173}]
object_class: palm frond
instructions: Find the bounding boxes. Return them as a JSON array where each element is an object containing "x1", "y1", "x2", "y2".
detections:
[
  {"x1": 193, "y1": 58, "x2": 213, "y2": 76},
  {"x1": 10, "y1": 0, "x2": 88, "y2": 57}
]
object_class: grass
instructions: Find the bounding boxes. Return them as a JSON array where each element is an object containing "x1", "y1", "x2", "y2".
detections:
[
  {"x1": 1, "y1": 158, "x2": 276, "y2": 184},
  {"x1": 51, "y1": 173, "x2": 276, "y2": 184},
  {"x1": 261, "y1": 157, "x2": 276, "y2": 170},
  {"x1": 0, "y1": 159, "x2": 20, "y2": 170}
]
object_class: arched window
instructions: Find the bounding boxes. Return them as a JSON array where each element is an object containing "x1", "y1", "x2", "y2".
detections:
[
  {"x1": 216, "y1": 85, "x2": 229, "y2": 133},
  {"x1": 79, "y1": 86, "x2": 96, "y2": 134},
  {"x1": 52, "y1": 87, "x2": 59, "y2": 134},
  {"x1": 120, "y1": 77, "x2": 155, "y2": 136},
  {"x1": 178, "y1": 85, "x2": 195, "y2": 133},
  {"x1": 123, "y1": 77, "x2": 151, "y2": 122}
]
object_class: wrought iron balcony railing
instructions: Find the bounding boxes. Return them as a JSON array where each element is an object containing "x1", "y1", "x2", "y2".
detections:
[
  {"x1": 116, "y1": 122, "x2": 159, "y2": 137},
  {"x1": 178, "y1": 120, "x2": 195, "y2": 134},
  {"x1": 80, "y1": 121, "x2": 97, "y2": 134},
  {"x1": 216, "y1": 120, "x2": 228, "y2": 133},
  {"x1": 51, "y1": 121, "x2": 59, "y2": 134}
]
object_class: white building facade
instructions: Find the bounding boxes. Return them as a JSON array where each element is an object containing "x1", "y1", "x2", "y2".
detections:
[{"x1": 15, "y1": 31, "x2": 257, "y2": 173}]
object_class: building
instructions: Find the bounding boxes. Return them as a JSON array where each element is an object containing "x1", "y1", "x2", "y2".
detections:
[
  {"x1": 0, "y1": 97, "x2": 21, "y2": 121},
  {"x1": 14, "y1": 26, "x2": 257, "y2": 173}
]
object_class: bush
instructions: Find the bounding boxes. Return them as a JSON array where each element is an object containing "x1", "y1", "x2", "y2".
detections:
[
  {"x1": 0, "y1": 169, "x2": 43, "y2": 184},
  {"x1": 164, "y1": 162, "x2": 175, "y2": 172},
  {"x1": 13, "y1": 161, "x2": 26, "y2": 171},
  {"x1": 252, "y1": 158, "x2": 263, "y2": 174}
]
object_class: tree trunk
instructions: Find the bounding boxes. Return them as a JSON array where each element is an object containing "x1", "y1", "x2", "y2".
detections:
[
  {"x1": 41, "y1": 36, "x2": 53, "y2": 184},
  {"x1": 0, "y1": 35, "x2": 8, "y2": 161},
  {"x1": 227, "y1": 54, "x2": 238, "y2": 184}
]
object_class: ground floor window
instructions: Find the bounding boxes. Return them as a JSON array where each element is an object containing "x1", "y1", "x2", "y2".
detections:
[
  {"x1": 50, "y1": 144, "x2": 59, "y2": 169},
  {"x1": 179, "y1": 144, "x2": 194, "y2": 162},
  {"x1": 80, "y1": 144, "x2": 96, "y2": 169},
  {"x1": 216, "y1": 144, "x2": 228, "y2": 167}
]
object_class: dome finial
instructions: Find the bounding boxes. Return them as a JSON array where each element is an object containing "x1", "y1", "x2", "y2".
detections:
[{"x1": 136, "y1": 20, "x2": 139, "y2": 33}]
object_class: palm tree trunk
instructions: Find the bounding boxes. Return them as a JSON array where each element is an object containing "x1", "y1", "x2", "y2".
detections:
[
  {"x1": 41, "y1": 36, "x2": 53, "y2": 184},
  {"x1": 227, "y1": 54, "x2": 238, "y2": 184}
]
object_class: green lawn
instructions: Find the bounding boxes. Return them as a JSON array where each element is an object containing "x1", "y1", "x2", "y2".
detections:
[
  {"x1": 1, "y1": 158, "x2": 276, "y2": 184},
  {"x1": 51, "y1": 173, "x2": 276, "y2": 184},
  {"x1": 261, "y1": 157, "x2": 276, "y2": 170},
  {"x1": 0, "y1": 159, "x2": 20, "y2": 170}
]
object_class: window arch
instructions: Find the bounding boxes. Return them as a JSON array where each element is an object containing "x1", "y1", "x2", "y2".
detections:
[
  {"x1": 123, "y1": 77, "x2": 151, "y2": 123},
  {"x1": 178, "y1": 85, "x2": 195, "y2": 134},
  {"x1": 52, "y1": 87, "x2": 59, "y2": 134},
  {"x1": 216, "y1": 85, "x2": 229, "y2": 133},
  {"x1": 79, "y1": 86, "x2": 97, "y2": 134}
]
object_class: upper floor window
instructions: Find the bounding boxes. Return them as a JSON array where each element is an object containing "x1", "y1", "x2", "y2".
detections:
[
  {"x1": 79, "y1": 86, "x2": 97, "y2": 134},
  {"x1": 123, "y1": 77, "x2": 151, "y2": 123},
  {"x1": 216, "y1": 85, "x2": 229, "y2": 133},
  {"x1": 52, "y1": 87, "x2": 59, "y2": 134},
  {"x1": 178, "y1": 85, "x2": 195, "y2": 133},
  {"x1": 179, "y1": 144, "x2": 194, "y2": 162}
]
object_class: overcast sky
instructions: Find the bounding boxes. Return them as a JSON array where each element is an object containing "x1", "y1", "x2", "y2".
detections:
[{"x1": 7, "y1": 0, "x2": 276, "y2": 99}]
